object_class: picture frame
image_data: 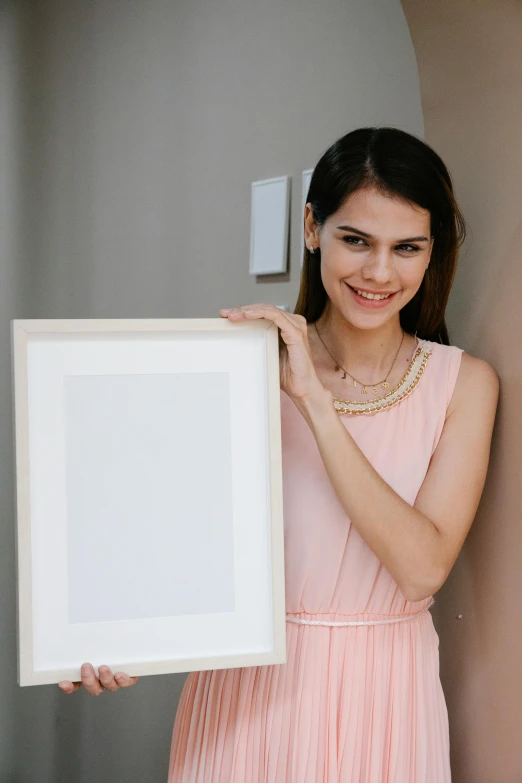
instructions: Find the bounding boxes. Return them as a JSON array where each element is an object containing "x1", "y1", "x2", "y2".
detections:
[
  {"x1": 11, "y1": 318, "x2": 286, "y2": 686},
  {"x1": 249, "y1": 175, "x2": 290, "y2": 275}
]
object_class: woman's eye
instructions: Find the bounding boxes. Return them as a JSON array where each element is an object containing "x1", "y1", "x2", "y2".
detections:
[
  {"x1": 342, "y1": 236, "x2": 420, "y2": 253},
  {"x1": 396, "y1": 244, "x2": 420, "y2": 253},
  {"x1": 343, "y1": 236, "x2": 367, "y2": 246}
]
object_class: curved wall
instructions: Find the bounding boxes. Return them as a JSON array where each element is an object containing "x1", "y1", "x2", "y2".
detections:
[{"x1": 402, "y1": 2, "x2": 522, "y2": 781}]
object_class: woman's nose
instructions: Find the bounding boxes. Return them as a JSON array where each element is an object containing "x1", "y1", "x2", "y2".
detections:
[{"x1": 361, "y1": 251, "x2": 394, "y2": 283}]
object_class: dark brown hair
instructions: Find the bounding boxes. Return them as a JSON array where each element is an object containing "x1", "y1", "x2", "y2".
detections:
[{"x1": 294, "y1": 127, "x2": 466, "y2": 344}]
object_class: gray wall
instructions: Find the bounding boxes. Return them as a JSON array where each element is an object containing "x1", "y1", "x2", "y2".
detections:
[
  {"x1": 1, "y1": 1, "x2": 21, "y2": 777},
  {"x1": 1, "y1": 0, "x2": 423, "y2": 779}
]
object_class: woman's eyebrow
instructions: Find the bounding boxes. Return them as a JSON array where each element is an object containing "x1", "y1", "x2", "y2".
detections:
[{"x1": 336, "y1": 224, "x2": 429, "y2": 243}]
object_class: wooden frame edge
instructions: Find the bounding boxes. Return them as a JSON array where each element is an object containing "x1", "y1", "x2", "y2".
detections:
[
  {"x1": 265, "y1": 322, "x2": 286, "y2": 663},
  {"x1": 10, "y1": 317, "x2": 272, "y2": 334},
  {"x1": 11, "y1": 317, "x2": 286, "y2": 684},
  {"x1": 22, "y1": 647, "x2": 285, "y2": 686},
  {"x1": 11, "y1": 320, "x2": 34, "y2": 686}
]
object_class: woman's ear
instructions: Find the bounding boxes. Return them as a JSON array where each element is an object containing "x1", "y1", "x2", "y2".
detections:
[{"x1": 303, "y1": 203, "x2": 319, "y2": 247}]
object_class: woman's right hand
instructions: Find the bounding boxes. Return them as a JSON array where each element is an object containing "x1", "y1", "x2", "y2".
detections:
[{"x1": 58, "y1": 662, "x2": 139, "y2": 696}]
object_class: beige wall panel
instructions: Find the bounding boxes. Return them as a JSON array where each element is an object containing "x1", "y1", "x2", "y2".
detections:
[{"x1": 402, "y1": 2, "x2": 522, "y2": 781}]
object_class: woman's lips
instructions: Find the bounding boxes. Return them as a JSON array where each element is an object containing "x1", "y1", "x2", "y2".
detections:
[{"x1": 346, "y1": 283, "x2": 399, "y2": 309}]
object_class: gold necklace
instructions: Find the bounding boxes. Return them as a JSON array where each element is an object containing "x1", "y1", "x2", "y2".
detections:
[
  {"x1": 332, "y1": 342, "x2": 431, "y2": 416},
  {"x1": 314, "y1": 324, "x2": 405, "y2": 395}
]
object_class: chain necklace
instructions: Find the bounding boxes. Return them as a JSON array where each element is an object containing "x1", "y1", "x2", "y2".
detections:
[{"x1": 314, "y1": 323, "x2": 405, "y2": 395}]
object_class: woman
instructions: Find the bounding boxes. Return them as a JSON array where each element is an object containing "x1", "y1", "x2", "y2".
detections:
[{"x1": 60, "y1": 127, "x2": 499, "y2": 782}]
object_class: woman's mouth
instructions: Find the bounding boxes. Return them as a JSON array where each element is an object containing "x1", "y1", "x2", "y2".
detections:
[{"x1": 346, "y1": 283, "x2": 399, "y2": 309}]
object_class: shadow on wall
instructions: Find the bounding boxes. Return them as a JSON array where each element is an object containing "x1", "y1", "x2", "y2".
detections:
[
  {"x1": 435, "y1": 217, "x2": 522, "y2": 780},
  {"x1": 401, "y1": 1, "x2": 522, "y2": 780}
]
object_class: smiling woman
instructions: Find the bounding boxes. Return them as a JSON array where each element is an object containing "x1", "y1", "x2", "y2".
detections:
[
  {"x1": 300, "y1": 185, "x2": 434, "y2": 343},
  {"x1": 296, "y1": 127, "x2": 465, "y2": 350},
  {"x1": 168, "y1": 127, "x2": 499, "y2": 783}
]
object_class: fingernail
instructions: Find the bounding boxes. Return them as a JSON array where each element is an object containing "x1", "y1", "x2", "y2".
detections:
[
  {"x1": 221, "y1": 308, "x2": 231, "y2": 313},
  {"x1": 115, "y1": 673, "x2": 123, "y2": 681},
  {"x1": 81, "y1": 664, "x2": 91, "y2": 674}
]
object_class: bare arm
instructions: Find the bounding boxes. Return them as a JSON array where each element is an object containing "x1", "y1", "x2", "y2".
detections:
[
  {"x1": 296, "y1": 353, "x2": 499, "y2": 602},
  {"x1": 219, "y1": 305, "x2": 499, "y2": 604}
]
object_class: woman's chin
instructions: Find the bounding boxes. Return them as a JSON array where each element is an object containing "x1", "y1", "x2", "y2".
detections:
[{"x1": 337, "y1": 305, "x2": 401, "y2": 331}]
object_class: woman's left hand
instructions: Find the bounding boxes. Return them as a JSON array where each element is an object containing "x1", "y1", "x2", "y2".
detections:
[{"x1": 219, "y1": 303, "x2": 328, "y2": 405}]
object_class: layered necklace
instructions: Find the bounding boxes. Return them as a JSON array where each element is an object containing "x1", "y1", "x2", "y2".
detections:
[{"x1": 314, "y1": 323, "x2": 406, "y2": 395}]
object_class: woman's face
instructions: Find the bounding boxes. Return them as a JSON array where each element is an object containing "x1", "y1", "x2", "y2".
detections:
[{"x1": 305, "y1": 186, "x2": 434, "y2": 330}]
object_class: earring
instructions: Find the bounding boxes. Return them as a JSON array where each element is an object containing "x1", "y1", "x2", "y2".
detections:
[{"x1": 310, "y1": 246, "x2": 315, "y2": 254}]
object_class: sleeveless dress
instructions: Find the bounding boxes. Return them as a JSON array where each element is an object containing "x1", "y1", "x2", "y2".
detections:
[{"x1": 168, "y1": 339, "x2": 463, "y2": 782}]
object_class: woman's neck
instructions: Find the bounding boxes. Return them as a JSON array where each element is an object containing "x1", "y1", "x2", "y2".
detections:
[{"x1": 314, "y1": 309, "x2": 414, "y2": 380}]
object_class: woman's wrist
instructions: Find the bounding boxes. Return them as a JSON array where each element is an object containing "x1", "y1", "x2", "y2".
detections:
[{"x1": 293, "y1": 384, "x2": 335, "y2": 427}]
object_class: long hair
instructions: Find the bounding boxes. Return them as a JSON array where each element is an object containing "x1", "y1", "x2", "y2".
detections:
[{"x1": 294, "y1": 127, "x2": 467, "y2": 344}]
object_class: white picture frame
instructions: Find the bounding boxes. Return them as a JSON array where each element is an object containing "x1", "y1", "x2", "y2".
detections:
[
  {"x1": 300, "y1": 168, "x2": 314, "y2": 268},
  {"x1": 11, "y1": 318, "x2": 286, "y2": 686},
  {"x1": 249, "y1": 175, "x2": 290, "y2": 275}
]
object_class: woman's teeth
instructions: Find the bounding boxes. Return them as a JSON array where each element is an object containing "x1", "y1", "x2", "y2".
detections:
[{"x1": 353, "y1": 288, "x2": 392, "y2": 301}]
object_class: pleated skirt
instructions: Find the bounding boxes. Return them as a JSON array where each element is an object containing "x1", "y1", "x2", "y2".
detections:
[{"x1": 168, "y1": 611, "x2": 450, "y2": 782}]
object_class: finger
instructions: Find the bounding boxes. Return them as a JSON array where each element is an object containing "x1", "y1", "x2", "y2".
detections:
[
  {"x1": 241, "y1": 304, "x2": 303, "y2": 323},
  {"x1": 224, "y1": 303, "x2": 293, "y2": 326},
  {"x1": 58, "y1": 680, "x2": 82, "y2": 694},
  {"x1": 220, "y1": 305, "x2": 310, "y2": 356},
  {"x1": 221, "y1": 304, "x2": 286, "y2": 320},
  {"x1": 81, "y1": 662, "x2": 105, "y2": 696},
  {"x1": 98, "y1": 665, "x2": 120, "y2": 693},
  {"x1": 113, "y1": 671, "x2": 140, "y2": 688},
  {"x1": 241, "y1": 306, "x2": 308, "y2": 342},
  {"x1": 220, "y1": 307, "x2": 247, "y2": 319}
]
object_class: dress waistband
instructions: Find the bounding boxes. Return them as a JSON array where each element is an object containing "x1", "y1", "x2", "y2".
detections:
[{"x1": 285, "y1": 598, "x2": 434, "y2": 627}]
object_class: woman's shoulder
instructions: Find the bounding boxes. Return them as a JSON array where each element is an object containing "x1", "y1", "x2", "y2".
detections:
[
  {"x1": 423, "y1": 338, "x2": 495, "y2": 375},
  {"x1": 419, "y1": 339, "x2": 465, "y2": 388},
  {"x1": 456, "y1": 350, "x2": 499, "y2": 395},
  {"x1": 420, "y1": 339, "x2": 498, "y2": 416},
  {"x1": 437, "y1": 343, "x2": 499, "y2": 417},
  {"x1": 422, "y1": 338, "x2": 464, "y2": 360}
]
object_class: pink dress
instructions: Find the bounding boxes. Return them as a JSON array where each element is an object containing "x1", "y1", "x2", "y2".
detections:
[{"x1": 168, "y1": 339, "x2": 463, "y2": 782}]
